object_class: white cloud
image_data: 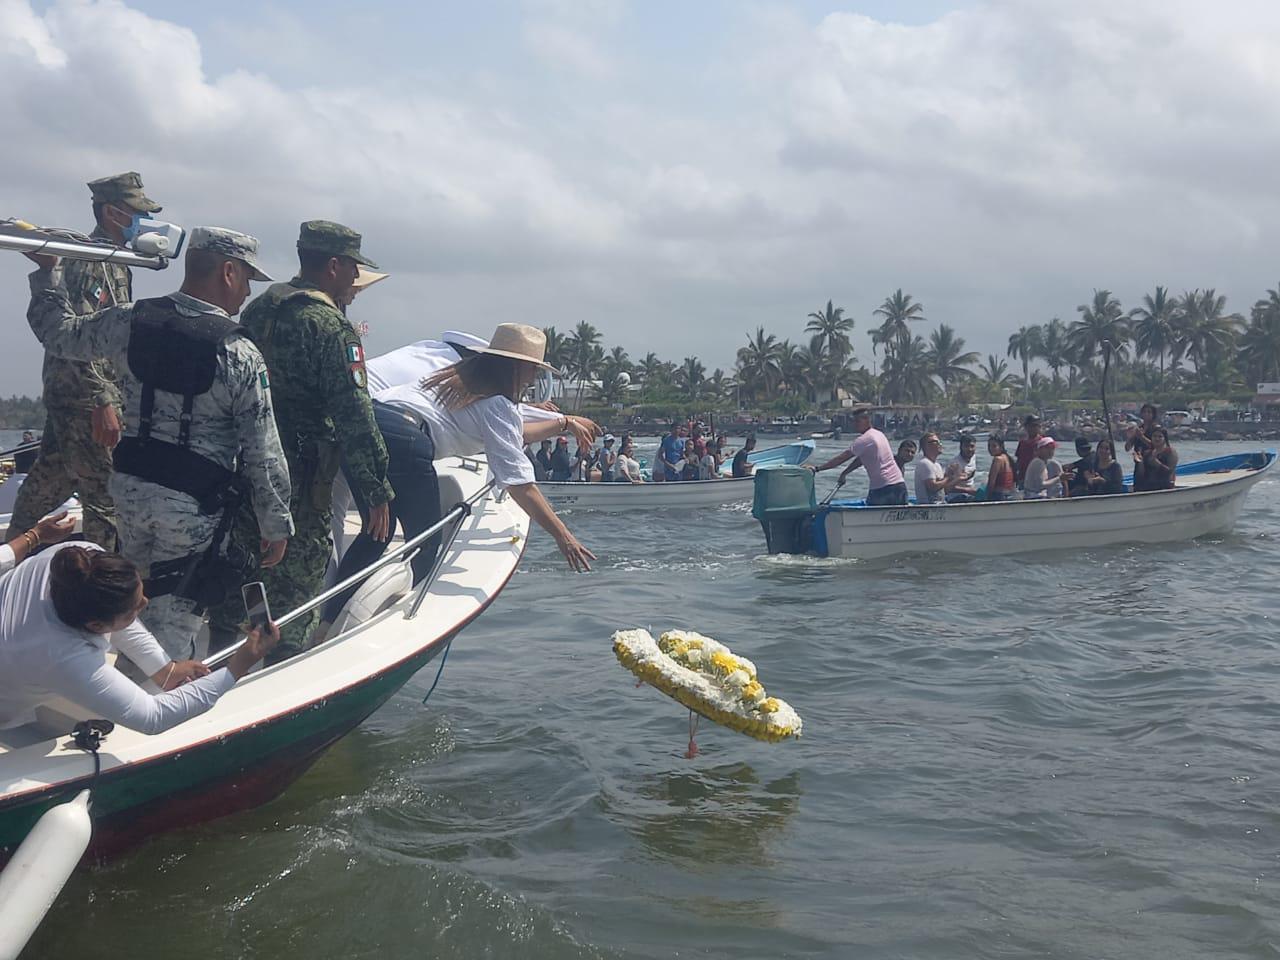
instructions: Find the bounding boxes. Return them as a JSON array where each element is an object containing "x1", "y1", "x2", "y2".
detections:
[{"x1": 2, "y1": 0, "x2": 1280, "y2": 396}]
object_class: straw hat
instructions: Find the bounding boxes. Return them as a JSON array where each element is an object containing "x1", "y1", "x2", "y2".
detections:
[{"x1": 477, "y1": 323, "x2": 553, "y2": 369}]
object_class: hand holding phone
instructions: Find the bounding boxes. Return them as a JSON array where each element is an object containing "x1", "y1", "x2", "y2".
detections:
[{"x1": 242, "y1": 580, "x2": 272, "y2": 631}]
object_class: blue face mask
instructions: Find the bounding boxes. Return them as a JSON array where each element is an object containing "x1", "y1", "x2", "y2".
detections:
[{"x1": 123, "y1": 214, "x2": 186, "y2": 258}]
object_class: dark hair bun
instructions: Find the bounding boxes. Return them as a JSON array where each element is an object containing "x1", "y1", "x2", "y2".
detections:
[{"x1": 49, "y1": 547, "x2": 140, "y2": 631}]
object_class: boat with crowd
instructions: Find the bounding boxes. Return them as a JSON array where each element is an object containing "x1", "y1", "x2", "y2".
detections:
[
  {"x1": 0, "y1": 458, "x2": 526, "y2": 871},
  {"x1": 540, "y1": 439, "x2": 814, "y2": 511},
  {"x1": 753, "y1": 451, "x2": 1276, "y2": 560}
]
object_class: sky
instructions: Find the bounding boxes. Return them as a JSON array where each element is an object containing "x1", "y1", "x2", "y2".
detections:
[{"x1": 2, "y1": 0, "x2": 1279, "y2": 396}]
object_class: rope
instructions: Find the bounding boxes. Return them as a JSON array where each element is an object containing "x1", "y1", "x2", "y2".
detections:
[
  {"x1": 71, "y1": 719, "x2": 113, "y2": 792},
  {"x1": 684, "y1": 711, "x2": 700, "y2": 759},
  {"x1": 420, "y1": 638, "x2": 454, "y2": 705}
]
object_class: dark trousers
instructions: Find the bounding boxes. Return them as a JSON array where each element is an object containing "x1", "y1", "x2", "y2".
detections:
[
  {"x1": 322, "y1": 402, "x2": 441, "y2": 624},
  {"x1": 867, "y1": 482, "x2": 908, "y2": 506}
]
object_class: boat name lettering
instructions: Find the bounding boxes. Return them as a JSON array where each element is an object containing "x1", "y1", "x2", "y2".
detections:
[{"x1": 879, "y1": 508, "x2": 949, "y2": 523}]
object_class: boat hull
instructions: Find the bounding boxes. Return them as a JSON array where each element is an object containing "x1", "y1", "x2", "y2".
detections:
[
  {"x1": 814, "y1": 452, "x2": 1274, "y2": 560},
  {"x1": 544, "y1": 440, "x2": 814, "y2": 512},
  {"x1": 0, "y1": 636, "x2": 446, "y2": 858},
  {"x1": 542, "y1": 475, "x2": 755, "y2": 510}
]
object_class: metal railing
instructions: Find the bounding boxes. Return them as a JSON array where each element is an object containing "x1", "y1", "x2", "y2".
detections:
[
  {"x1": 204, "y1": 478, "x2": 497, "y2": 669},
  {"x1": 0, "y1": 439, "x2": 41, "y2": 461}
]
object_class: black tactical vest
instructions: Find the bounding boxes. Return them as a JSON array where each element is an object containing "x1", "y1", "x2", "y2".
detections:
[{"x1": 112, "y1": 296, "x2": 245, "y2": 513}]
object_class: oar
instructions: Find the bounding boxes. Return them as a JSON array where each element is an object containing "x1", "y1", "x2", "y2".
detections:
[{"x1": 819, "y1": 475, "x2": 846, "y2": 506}]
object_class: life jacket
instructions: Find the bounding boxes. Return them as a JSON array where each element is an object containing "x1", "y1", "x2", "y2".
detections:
[
  {"x1": 111, "y1": 296, "x2": 244, "y2": 514},
  {"x1": 111, "y1": 297, "x2": 252, "y2": 608}
]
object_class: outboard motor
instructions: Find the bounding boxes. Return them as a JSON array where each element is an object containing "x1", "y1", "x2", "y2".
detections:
[{"x1": 752, "y1": 466, "x2": 817, "y2": 554}]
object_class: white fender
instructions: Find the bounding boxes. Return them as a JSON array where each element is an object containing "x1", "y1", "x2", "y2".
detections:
[{"x1": 0, "y1": 789, "x2": 92, "y2": 960}]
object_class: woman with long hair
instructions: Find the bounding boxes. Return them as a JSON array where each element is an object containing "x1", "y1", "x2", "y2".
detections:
[
  {"x1": 985, "y1": 435, "x2": 1016, "y2": 501},
  {"x1": 0, "y1": 544, "x2": 276, "y2": 733},
  {"x1": 320, "y1": 324, "x2": 596, "y2": 633}
]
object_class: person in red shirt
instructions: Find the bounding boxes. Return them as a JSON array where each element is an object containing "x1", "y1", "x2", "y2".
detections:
[{"x1": 1013, "y1": 414, "x2": 1044, "y2": 488}]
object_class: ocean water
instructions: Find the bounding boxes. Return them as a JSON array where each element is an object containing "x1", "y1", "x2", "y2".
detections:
[{"x1": 20, "y1": 437, "x2": 1280, "y2": 959}]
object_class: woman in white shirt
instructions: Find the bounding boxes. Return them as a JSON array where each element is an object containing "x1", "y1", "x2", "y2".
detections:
[
  {"x1": 614, "y1": 436, "x2": 643, "y2": 483},
  {"x1": 0, "y1": 543, "x2": 276, "y2": 734},
  {"x1": 320, "y1": 324, "x2": 596, "y2": 629},
  {"x1": 0, "y1": 510, "x2": 76, "y2": 575}
]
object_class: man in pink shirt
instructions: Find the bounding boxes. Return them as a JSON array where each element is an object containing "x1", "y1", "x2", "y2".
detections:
[{"x1": 808, "y1": 407, "x2": 908, "y2": 506}]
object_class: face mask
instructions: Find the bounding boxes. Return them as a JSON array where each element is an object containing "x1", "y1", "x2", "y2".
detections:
[{"x1": 123, "y1": 214, "x2": 186, "y2": 258}]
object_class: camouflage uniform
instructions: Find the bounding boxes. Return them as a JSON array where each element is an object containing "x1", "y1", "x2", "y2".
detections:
[
  {"x1": 212, "y1": 221, "x2": 392, "y2": 658},
  {"x1": 4, "y1": 174, "x2": 160, "y2": 547},
  {"x1": 25, "y1": 228, "x2": 293, "y2": 663}
]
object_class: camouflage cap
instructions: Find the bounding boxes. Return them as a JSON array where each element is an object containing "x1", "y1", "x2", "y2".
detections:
[
  {"x1": 187, "y1": 226, "x2": 274, "y2": 282},
  {"x1": 296, "y1": 220, "x2": 377, "y2": 268},
  {"x1": 87, "y1": 171, "x2": 162, "y2": 213}
]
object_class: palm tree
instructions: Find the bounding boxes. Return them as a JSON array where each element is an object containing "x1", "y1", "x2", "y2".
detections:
[
  {"x1": 1242, "y1": 284, "x2": 1280, "y2": 383},
  {"x1": 872, "y1": 289, "x2": 927, "y2": 361},
  {"x1": 542, "y1": 326, "x2": 569, "y2": 373},
  {"x1": 1175, "y1": 289, "x2": 1241, "y2": 382},
  {"x1": 1070, "y1": 289, "x2": 1129, "y2": 366},
  {"x1": 638, "y1": 352, "x2": 665, "y2": 388},
  {"x1": 1129, "y1": 286, "x2": 1177, "y2": 385},
  {"x1": 926, "y1": 323, "x2": 978, "y2": 397},
  {"x1": 880, "y1": 334, "x2": 934, "y2": 403},
  {"x1": 805, "y1": 300, "x2": 855, "y2": 399},
  {"x1": 736, "y1": 327, "x2": 783, "y2": 401},
  {"x1": 795, "y1": 335, "x2": 829, "y2": 404},
  {"x1": 978, "y1": 354, "x2": 1014, "y2": 400},
  {"x1": 805, "y1": 300, "x2": 854, "y2": 360},
  {"x1": 675, "y1": 356, "x2": 706, "y2": 401},
  {"x1": 606, "y1": 345, "x2": 631, "y2": 373},
  {"x1": 1006, "y1": 324, "x2": 1043, "y2": 401},
  {"x1": 1036, "y1": 317, "x2": 1071, "y2": 392}
]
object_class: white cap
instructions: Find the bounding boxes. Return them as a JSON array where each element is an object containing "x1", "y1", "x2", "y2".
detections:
[
  {"x1": 442, "y1": 330, "x2": 490, "y2": 353},
  {"x1": 603, "y1": 434, "x2": 615, "y2": 442}
]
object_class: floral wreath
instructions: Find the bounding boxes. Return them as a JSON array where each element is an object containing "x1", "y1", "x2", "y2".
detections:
[{"x1": 613, "y1": 628, "x2": 802, "y2": 745}]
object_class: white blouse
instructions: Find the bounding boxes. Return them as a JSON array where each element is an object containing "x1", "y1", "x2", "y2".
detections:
[{"x1": 0, "y1": 544, "x2": 235, "y2": 733}]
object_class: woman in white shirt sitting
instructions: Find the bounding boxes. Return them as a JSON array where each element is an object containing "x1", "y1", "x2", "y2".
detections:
[
  {"x1": 0, "y1": 543, "x2": 277, "y2": 734},
  {"x1": 320, "y1": 324, "x2": 596, "y2": 629}
]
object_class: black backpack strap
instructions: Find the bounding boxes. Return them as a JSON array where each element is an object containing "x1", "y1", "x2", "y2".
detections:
[{"x1": 137, "y1": 383, "x2": 155, "y2": 443}]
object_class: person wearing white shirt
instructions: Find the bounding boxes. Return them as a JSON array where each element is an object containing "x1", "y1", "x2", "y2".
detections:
[
  {"x1": 318, "y1": 324, "x2": 596, "y2": 635},
  {"x1": 0, "y1": 543, "x2": 277, "y2": 733},
  {"x1": 944, "y1": 433, "x2": 979, "y2": 503},
  {"x1": 913, "y1": 433, "x2": 962, "y2": 504},
  {"x1": 613, "y1": 436, "x2": 644, "y2": 483},
  {"x1": 0, "y1": 510, "x2": 76, "y2": 575},
  {"x1": 330, "y1": 331, "x2": 597, "y2": 560}
]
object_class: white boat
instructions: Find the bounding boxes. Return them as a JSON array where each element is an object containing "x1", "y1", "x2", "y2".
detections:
[
  {"x1": 542, "y1": 440, "x2": 814, "y2": 512},
  {"x1": 762, "y1": 451, "x2": 1275, "y2": 560},
  {"x1": 0, "y1": 457, "x2": 527, "y2": 946}
]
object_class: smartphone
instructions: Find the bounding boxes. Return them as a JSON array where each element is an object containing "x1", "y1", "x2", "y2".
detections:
[{"x1": 242, "y1": 580, "x2": 272, "y2": 630}]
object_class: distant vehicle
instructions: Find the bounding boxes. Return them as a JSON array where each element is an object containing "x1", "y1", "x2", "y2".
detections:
[{"x1": 1165, "y1": 410, "x2": 1192, "y2": 425}]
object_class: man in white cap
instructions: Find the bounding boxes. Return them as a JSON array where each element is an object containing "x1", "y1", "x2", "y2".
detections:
[
  {"x1": 597, "y1": 434, "x2": 617, "y2": 481},
  {"x1": 23, "y1": 228, "x2": 293, "y2": 667}
]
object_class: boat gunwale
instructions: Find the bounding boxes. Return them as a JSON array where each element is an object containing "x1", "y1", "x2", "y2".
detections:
[{"x1": 822, "y1": 450, "x2": 1276, "y2": 515}]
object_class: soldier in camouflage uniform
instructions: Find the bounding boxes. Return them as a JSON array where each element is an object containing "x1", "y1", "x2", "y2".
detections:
[
  {"x1": 211, "y1": 221, "x2": 392, "y2": 661},
  {"x1": 24, "y1": 228, "x2": 293, "y2": 664},
  {"x1": 6, "y1": 172, "x2": 161, "y2": 548}
]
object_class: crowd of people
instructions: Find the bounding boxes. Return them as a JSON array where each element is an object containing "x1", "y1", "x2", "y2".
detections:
[
  {"x1": 0, "y1": 170, "x2": 601, "y2": 739},
  {"x1": 810, "y1": 403, "x2": 1179, "y2": 503},
  {"x1": 528, "y1": 420, "x2": 751, "y2": 483}
]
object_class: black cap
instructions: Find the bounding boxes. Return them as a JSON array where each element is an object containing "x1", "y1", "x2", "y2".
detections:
[{"x1": 1074, "y1": 436, "x2": 1092, "y2": 451}]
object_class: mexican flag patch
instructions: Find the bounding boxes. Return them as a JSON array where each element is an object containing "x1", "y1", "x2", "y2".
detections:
[
  {"x1": 259, "y1": 370, "x2": 270, "y2": 390},
  {"x1": 346, "y1": 343, "x2": 365, "y2": 363}
]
